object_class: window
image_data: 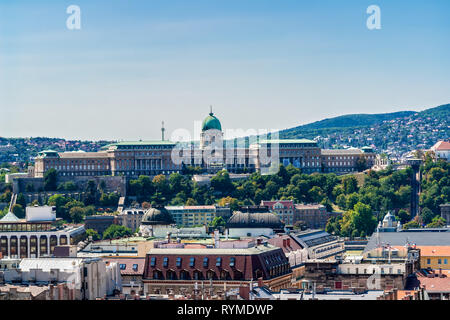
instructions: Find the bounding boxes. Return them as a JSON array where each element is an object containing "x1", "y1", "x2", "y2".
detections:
[
  {"x1": 230, "y1": 258, "x2": 235, "y2": 267},
  {"x1": 427, "y1": 259, "x2": 431, "y2": 264},
  {"x1": 189, "y1": 257, "x2": 195, "y2": 267},
  {"x1": 445, "y1": 259, "x2": 448, "y2": 265},
  {"x1": 216, "y1": 257, "x2": 222, "y2": 267},
  {"x1": 438, "y1": 259, "x2": 442, "y2": 265},
  {"x1": 203, "y1": 257, "x2": 209, "y2": 268},
  {"x1": 176, "y1": 257, "x2": 182, "y2": 267},
  {"x1": 132, "y1": 264, "x2": 138, "y2": 271},
  {"x1": 163, "y1": 257, "x2": 168, "y2": 267},
  {"x1": 119, "y1": 264, "x2": 126, "y2": 270}
]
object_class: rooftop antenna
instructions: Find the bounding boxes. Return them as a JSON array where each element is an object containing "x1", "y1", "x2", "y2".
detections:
[{"x1": 161, "y1": 121, "x2": 165, "y2": 141}]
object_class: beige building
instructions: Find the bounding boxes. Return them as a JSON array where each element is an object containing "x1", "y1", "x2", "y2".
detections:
[{"x1": 116, "y1": 208, "x2": 145, "y2": 231}]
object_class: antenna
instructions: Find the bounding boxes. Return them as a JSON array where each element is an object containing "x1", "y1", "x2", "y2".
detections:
[{"x1": 161, "y1": 121, "x2": 165, "y2": 141}]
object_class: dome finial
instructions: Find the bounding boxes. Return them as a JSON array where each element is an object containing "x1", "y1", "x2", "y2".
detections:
[{"x1": 209, "y1": 105, "x2": 213, "y2": 116}]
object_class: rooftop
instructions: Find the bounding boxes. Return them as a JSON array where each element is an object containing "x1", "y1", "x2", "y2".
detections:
[
  {"x1": 147, "y1": 244, "x2": 281, "y2": 256},
  {"x1": 365, "y1": 230, "x2": 450, "y2": 252},
  {"x1": 258, "y1": 139, "x2": 317, "y2": 145}
]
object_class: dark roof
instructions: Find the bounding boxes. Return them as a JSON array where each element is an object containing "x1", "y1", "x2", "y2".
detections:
[
  {"x1": 226, "y1": 211, "x2": 284, "y2": 229},
  {"x1": 141, "y1": 206, "x2": 175, "y2": 225},
  {"x1": 290, "y1": 230, "x2": 337, "y2": 248},
  {"x1": 365, "y1": 230, "x2": 450, "y2": 252}
]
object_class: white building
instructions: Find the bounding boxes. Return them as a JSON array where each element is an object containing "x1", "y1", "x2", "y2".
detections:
[
  {"x1": 2, "y1": 257, "x2": 121, "y2": 300},
  {"x1": 0, "y1": 210, "x2": 85, "y2": 259},
  {"x1": 430, "y1": 141, "x2": 450, "y2": 161}
]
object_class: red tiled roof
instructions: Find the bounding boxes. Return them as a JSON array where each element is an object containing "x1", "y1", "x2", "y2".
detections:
[
  {"x1": 417, "y1": 246, "x2": 450, "y2": 257},
  {"x1": 417, "y1": 275, "x2": 450, "y2": 293},
  {"x1": 267, "y1": 234, "x2": 303, "y2": 253},
  {"x1": 432, "y1": 141, "x2": 450, "y2": 151},
  {"x1": 261, "y1": 200, "x2": 295, "y2": 209}
]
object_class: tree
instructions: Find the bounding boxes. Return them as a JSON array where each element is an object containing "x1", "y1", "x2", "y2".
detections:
[
  {"x1": 211, "y1": 170, "x2": 234, "y2": 195},
  {"x1": 342, "y1": 176, "x2": 358, "y2": 194},
  {"x1": 217, "y1": 196, "x2": 239, "y2": 211},
  {"x1": 426, "y1": 216, "x2": 446, "y2": 228},
  {"x1": 420, "y1": 207, "x2": 435, "y2": 225},
  {"x1": 356, "y1": 157, "x2": 367, "y2": 172},
  {"x1": 84, "y1": 180, "x2": 98, "y2": 206},
  {"x1": 103, "y1": 224, "x2": 133, "y2": 240},
  {"x1": 403, "y1": 220, "x2": 420, "y2": 230},
  {"x1": 48, "y1": 194, "x2": 70, "y2": 220},
  {"x1": 396, "y1": 209, "x2": 410, "y2": 224},
  {"x1": 12, "y1": 204, "x2": 25, "y2": 219},
  {"x1": 69, "y1": 206, "x2": 84, "y2": 223},
  {"x1": 44, "y1": 168, "x2": 58, "y2": 191},
  {"x1": 16, "y1": 193, "x2": 26, "y2": 208},
  {"x1": 340, "y1": 202, "x2": 376, "y2": 238},
  {"x1": 209, "y1": 216, "x2": 226, "y2": 229},
  {"x1": 185, "y1": 198, "x2": 198, "y2": 206},
  {"x1": 85, "y1": 229, "x2": 101, "y2": 241}
]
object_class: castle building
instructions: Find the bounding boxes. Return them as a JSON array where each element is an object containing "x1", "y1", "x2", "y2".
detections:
[{"x1": 34, "y1": 109, "x2": 377, "y2": 178}]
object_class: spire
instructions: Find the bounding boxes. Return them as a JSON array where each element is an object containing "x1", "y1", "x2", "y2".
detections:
[
  {"x1": 161, "y1": 121, "x2": 165, "y2": 141},
  {"x1": 209, "y1": 105, "x2": 213, "y2": 116}
]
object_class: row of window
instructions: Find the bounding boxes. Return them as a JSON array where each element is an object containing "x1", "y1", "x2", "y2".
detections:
[
  {"x1": 426, "y1": 258, "x2": 448, "y2": 265},
  {"x1": 150, "y1": 257, "x2": 236, "y2": 268},
  {"x1": 119, "y1": 263, "x2": 139, "y2": 271}
]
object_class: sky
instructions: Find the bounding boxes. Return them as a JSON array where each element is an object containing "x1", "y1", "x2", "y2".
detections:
[{"x1": 0, "y1": 0, "x2": 449, "y2": 141}]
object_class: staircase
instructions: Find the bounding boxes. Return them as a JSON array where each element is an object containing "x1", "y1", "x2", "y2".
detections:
[{"x1": 8, "y1": 193, "x2": 17, "y2": 212}]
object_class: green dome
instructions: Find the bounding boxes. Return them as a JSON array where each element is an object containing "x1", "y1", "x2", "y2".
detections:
[{"x1": 202, "y1": 112, "x2": 222, "y2": 132}]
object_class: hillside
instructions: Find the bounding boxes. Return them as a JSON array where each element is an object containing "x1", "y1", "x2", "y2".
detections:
[
  {"x1": 297, "y1": 111, "x2": 416, "y2": 130},
  {"x1": 280, "y1": 104, "x2": 450, "y2": 157}
]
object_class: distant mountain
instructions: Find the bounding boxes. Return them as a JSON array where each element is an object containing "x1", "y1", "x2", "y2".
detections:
[{"x1": 279, "y1": 104, "x2": 450, "y2": 156}]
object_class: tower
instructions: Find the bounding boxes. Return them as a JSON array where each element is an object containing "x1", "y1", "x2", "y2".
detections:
[{"x1": 200, "y1": 106, "x2": 223, "y2": 149}]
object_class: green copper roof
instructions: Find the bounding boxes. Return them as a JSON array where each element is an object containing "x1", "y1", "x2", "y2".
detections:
[
  {"x1": 0, "y1": 211, "x2": 20, "y2": 222},
  {"x1": 102, "y1": 140, "x2": 177, "y2": 150},
  {"x1": 202, "y1": 112, "x2": 222, "y2": 131},
  {"x1": 109, "y1": 141, "x2": 176, "y2": 146}
]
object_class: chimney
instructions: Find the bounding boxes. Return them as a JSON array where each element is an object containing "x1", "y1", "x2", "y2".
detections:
[
  {"x1": 258, "y1": 277, "x2": 264, "y2": 288},
  {"x1": 239, "y1": 285, "x2": 250, "y2": 300}
]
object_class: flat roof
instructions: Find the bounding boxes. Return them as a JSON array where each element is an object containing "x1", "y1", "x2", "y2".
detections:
[
  {"x1": 106, "y1": 141, "x2": 176, "y2": 147},
  {"x1": 365, "y1": 230, "x2": 450, "y2": 252}
]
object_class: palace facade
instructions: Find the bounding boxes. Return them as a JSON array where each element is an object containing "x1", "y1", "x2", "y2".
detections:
[{"x1": 33, "y1": 110, "x2": 376, "y2": 178}]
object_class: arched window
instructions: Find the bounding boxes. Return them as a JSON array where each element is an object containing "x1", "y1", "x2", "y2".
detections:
[
  {"x1": 206, "y1": 270, "x2": 216, "y2": 280},
  {"x1": 166, "y1": 270, "x2": 177, "y2": 280},
  {"x1": 193, "y1": 270, "x2": 203, "y2": 280},
  {"x1": 180, "y1": 270, "x2": 190, "y2": 280}
]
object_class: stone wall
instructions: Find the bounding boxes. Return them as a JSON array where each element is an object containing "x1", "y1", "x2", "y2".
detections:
[{"x1": 13, "y1": 175, "x2": 126, "y2": 197}]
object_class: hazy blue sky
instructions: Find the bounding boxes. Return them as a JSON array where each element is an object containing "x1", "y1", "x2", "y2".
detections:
[{"x1": 0, "y1": 0, "x2": 449, "y2": 141}]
